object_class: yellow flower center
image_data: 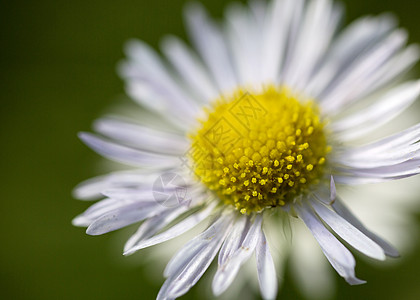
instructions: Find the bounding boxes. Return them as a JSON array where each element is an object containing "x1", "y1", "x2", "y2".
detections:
[{"x1": 189, "y1": 86, "x2": 330, "y2": 214}]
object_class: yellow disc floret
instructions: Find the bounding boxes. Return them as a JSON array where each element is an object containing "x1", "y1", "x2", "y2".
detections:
[{"x1": 189, "y1": 86, "x2": 330, "y2": 214}]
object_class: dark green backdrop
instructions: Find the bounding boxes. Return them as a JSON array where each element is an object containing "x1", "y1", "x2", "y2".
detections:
[{"x1": 1, "y1": 0, "x2": 420, "y2": 299}]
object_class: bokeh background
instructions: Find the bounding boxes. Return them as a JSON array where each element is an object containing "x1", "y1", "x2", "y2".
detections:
[{"x1": 2, "y1": 0, "x2": 420, "y2": 299}]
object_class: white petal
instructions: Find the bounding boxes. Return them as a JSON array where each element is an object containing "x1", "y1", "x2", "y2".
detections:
[
  {"x1": 255, "y1": 230, "x2": 278, "y2": 300},
  {"x1": 86, "y1": 201, "x2": 162, "y2": 235},
  {"x1": 123, "y1": 39, "x2": 166, "y2": 75},
  {"x1": 101, "y1": 188, "x2": 153, "y2": 201},
  {"x1": 72, "y1": 198, "x2": 122, "y2": 227},
  {"x1": 310, "y1": 198, "x2": 385, "y2": 260},
  {"x1": 306, "y1": 14, "x2": 396, "y2": 97},
  {"x1": 260, "y1": 0, "x2": 296, "y2": 83},
  {"x1": 338, "y1": 159, "x2": 420, "y2": 179},
  {"x1": 346, "y1": 44, "x2": 420, "y2": 104},
  {"x1": 121, "y1": 39, "x2": 200, "y2": 117},
  {"x1": 160, "y1": 35, "x2": 218, "y2": 102},
  {"x1": 78, "y1": 132, "x2": 179, "y2": 168},
  {"x1": 124, "y1": 206, "x2": 189, "y2": 253},
  {"x1": 163, "y1": 213, "x2": 231, "y2": 277},
  {"x1": 332, "y1": 198, "x2": 399, "y2": 257},
  {"x1": 184, "y1": 3, "x2": 238, "y2": 92},
  {"x1": 218, "y1": 215, "x2": 248, "y2": 266},
  {"x1": 283, "y1": 0, "x2": 342, "y2": 91},
  {"x1": 316, "y1": 44, "x2": 418, "y2": 110},
  {"x1": 93, "y1": 118, "x2": 188, "y2": 155},
  {"x1": 278, "y1": 0, "x2": 305, "y2": 81},
  {"x1": 289, "y1": 219, "x2": 335, "y2": 300},
  {"x1": 330, "y1": 176, "x2": 336, "y2": 203},
  {"x1": 248, "y1": 0, "x2": 267, "y2": 24},
  {"x1": 334, "y1": 122, "x2": 420, "y2": 168},
  {"x1": 212, "y1": 215, "x2": 262, "y2": 296},
  {"x1": 295, "y1": 202, "x2": 365, "y2": 285},
  {"x1": 320, "y1": 30, "x2": 407, "y2": 114},
  {"x1": 334, "y1": 143, "x2": 420, "y2": 169},
  {"x1": 333, "y1": 176, "x2": 402, "y2": 185},
  {"x1": 123, "y1": 202, "x2": 216, "y2": 255},
  {"x1": 73, "y1": 171, "x2": 156, "y2": 200},
  {"x1": 225, "y1": 2, "x2": 261, "y2": 85},
  {"x1": 331, "y1": 80, "x2": 420, "y2": 141},
  {"x1": 123, "y1": 80, "x2": 191, "y2": 132},
  {"x1": 72, "y1": 196, "x2": 155, "y2": 227},
  {"x1": 344, "y1": 122, "x2": 420, "y2": 154},
  {"x1": 157, "y1": 214, "x2": 232, "y2": 300},
  {"x1": 102, "y1": 180, "x2": 200, "y2": 203}
]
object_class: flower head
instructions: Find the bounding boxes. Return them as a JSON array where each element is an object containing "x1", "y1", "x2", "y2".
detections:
[{"x1": 73, "y1": 0, "x2": 420, "y2": 299}]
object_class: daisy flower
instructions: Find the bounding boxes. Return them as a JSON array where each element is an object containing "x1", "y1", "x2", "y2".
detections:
[{"x1": 73, "y1": 0, "x2": 420, "y2": 299}]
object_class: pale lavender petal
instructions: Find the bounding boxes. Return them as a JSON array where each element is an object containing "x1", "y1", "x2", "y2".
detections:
[
  {"x1": 320, "y1": 29, "x2": 407, "y2": 114},
  {"x1": 163, "y1": 213, "x2": 231, "y2": 277},
  {"x1": 317, "y1": 43, "x2": 419, "y2": 111},
  {"x1": 310, "y1": 198, "x2": 385, "y2": 260},
  {"x1": 73, "y1": 171, "x2": 157, "y2": 201},
  {"x1": 94, "y1": 118, "x2": 188, "y2": 155},
  {"x1": 279, "y1": 0, "x2": 305, "y2": 81},
  {"x1": 338, "y1": 159, "x2": 420, "y2": 179},
  {"x1": 346, "y1": 44, "x2": 420, "y2": 104},
  {"x1": 333, "y1": 175, "x2": 409, "y2": 185},
  {"x1": 331, "y1": 80, "x2": 420, "y2": 141},
  {"x1": 306, "y1": 14, "x2": 396, "y2": 97},
  {"x1": 332, "y1": 198, "x2": 399, "y2": 257},
  {"x1": 260, "y1": 0, "x2": 298, "y2": 83},
  {"x1": 102, "y1": 183, "x2": 200, "y2": 203},
  {"x1": 123, "y1": 202, "x2": 216, "y2": 255},
  {"x1": 72, "y1": 198, "x2": 122, "y2": 227},
  {"x1": 212, "y1": 215, "x2": 262, "y2": 296},
  {"x1": 225, "y1": 2, "x2": 262, "y2": 85},
  {"x1": 78, "y1": 132, "x2": 179, "y2": 168},
  {"x1": 101, "y1": 188, "x2": 153, "y2": 201},
  {"x1": 295, "y1": 202, "x2": 365, "y2": 285},
  {"x1": 343, "y1": 122, "x2": 420, "y2": 154},
  {"x1": 157, "y1": 214, "x2": 233, "y2": 300},
  {"x1": 282, "y1": 0, "x2": 342, "y2": 91},
  {"x1": 330, "y1": 176, "x2": 336, "y2": 203},
  {"x1": 184, "y1": 2, "x2": 238, "y2": 92},
  {"x1": 218, "y1": 215, "x2": 249, "y2": 266},
  {"x1": 124, "y1": 205, "x2": 189, "y2": 253},
  {"x1": 255, "y1": 229, "x2": 278, "y2": 300},
  {"x1": 123, "y1": 80, "x2": 192, "y2": 132},
  {"x1": 72, "y1": 197, "x2": 154, "y2": 227},
  {"x1": 86, "y1": 201, "x2": 163, "y2": 235},
  {"x1": 334, "y1": 143, "x2": 420, "y2": 169},
  {"x1": 334, "y1": 122, "x2": 420, "y2": 168},
  {"x1": 121, "y1": 39, "x2": 200, "y2": 117},
  {"x1": 161, "y1": 35, "x2": 218, "y2": 102}
]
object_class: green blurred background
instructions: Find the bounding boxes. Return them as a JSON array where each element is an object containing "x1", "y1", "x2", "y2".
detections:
[{"x1": 1, "y1": 0, "x2": 420, "y2": 299}]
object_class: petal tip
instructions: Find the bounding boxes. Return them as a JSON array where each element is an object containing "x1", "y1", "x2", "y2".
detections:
[
  {"x1": 86, "y1": 224, "x2": 104, "y2": 236},
  {"x1": 72, "y1": 216, "x2": 89, "y2": 227},
  {"x1": 345, "y1": 277, "x2": 366, "y2": 286}
]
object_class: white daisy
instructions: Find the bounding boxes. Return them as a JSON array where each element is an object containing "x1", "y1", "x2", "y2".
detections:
[{"x1": 73, "y1": 0, "x2": 420, "y2": 299}]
